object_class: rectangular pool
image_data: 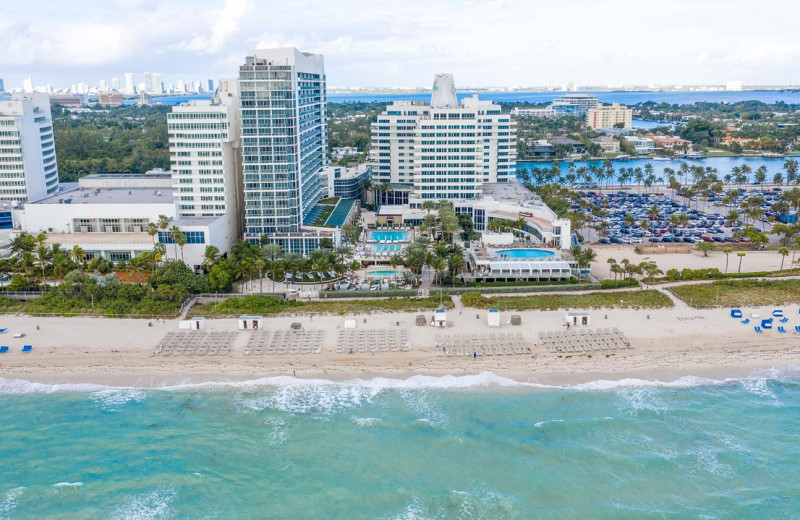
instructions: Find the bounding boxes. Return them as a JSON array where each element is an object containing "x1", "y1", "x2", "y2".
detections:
[{"x1": 370, "y1": 230, "x2": 409, "y2": 242}]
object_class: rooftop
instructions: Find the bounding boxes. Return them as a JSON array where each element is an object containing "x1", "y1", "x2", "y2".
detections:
[{"x1": 31, "y1": 187, "x2": 174, "y2": 205}]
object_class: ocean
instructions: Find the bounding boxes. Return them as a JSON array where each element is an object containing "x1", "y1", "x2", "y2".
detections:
[{"x1": 2, "y1": 368, "x2": 800, "y2": 519}]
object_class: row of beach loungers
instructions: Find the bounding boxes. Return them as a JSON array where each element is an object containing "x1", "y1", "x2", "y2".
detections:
[
  {"x1": 153, "y1": 331, "x2": 238, "y2": 356},
  {"x1": 540, "y1": 328, "x2": 632, "y2": 353},
  {"x1": 433, "y1": 332, "x2": 530, "y2": 357},
  {"x1": 243, "y1": 329, "x2": 324, "y2": 355},
  {"x1": 336, "y1": 329, "x2": 410, "y2": 354}
]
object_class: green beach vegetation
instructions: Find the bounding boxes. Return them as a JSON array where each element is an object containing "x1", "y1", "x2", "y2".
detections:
[
  {"x1": 191, "y1": 294, "x2": 452, "y2": 317},
  {"x1": 668, "y1": 279, "x2": 800, "y2": 309},
  {"x1": 460, "y1": 289, "x2": 673, "y2": 311}
]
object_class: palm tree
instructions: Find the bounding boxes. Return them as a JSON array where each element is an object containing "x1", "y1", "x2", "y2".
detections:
[
  {"x1": 447, "y1": 254, "x2": 464, "y2": 287},
  {"x1": 606, "y1": 257, "x2": 617, "y2": 278},
  {"x1": 779, "y1": 247, "x2": 790, "y2": 271},
  {"x1": 175, "y1": 231, "x2": 187, "y2": 263},
  {"x1": 390, "y1": 254, "x2": 402, "y2": 279},
  {"x1": 722, "y1": 248, "x2": 733, "y2": 274},
  {"x1": 737, "y1": 252, "x2": 746, "y2": 273},
  {"x1": 202, "y1": 245, "x2": 220, "y2": 272},
  {"x1": 168, "y1": 225, "x2": 182, "y2": 258},
  {"x1": 158, "y1": 214, "x2": 169, "y2": 233},
  {"x1": 35, "y1": 245, "x2": 51, "y2": 284},
  {"x1": 146, "y1": 222, "x2": 159, "y2": 245},
  {"x1": 334, "y1": 244, "x2": 354, "y2": 266},
  {"x1": 70, "y1": 245, "x2": 86, "y2": 270}
]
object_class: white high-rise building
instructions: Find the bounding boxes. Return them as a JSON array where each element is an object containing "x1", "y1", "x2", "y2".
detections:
[
  {"x1": 167, "y1": 79, "x2": 243, "y2": 257},
  {"x1": 153, "y1": 73, "x2": 163, "y2": 94},
  {"x1": 0, "y1": 93, "x2": 59, "y2": 202},
  {"x1": 143, "y1": 72, "x2": 154, "y2": 93},
  {"x1": 370, "y1": 73, "x2": 516, "y2": 200},
  {"x1": 111, "y1": 77, "x2": 120, "y2": 91},
  {"x1": 99, "y1": 80, "x2": 107, "y2": 92},
  {"x1": 124, "y1": 73, "x2": 135, "y2": 95},
  {"x1": 238, "y1": 48, "x2": 329, "y2": 253},
  {"x1": 586, "y1": 103, "x2": 633, "y2": 129},
  {"x1": 22, "y1": 76, "x2": 33, "y2": 93}
]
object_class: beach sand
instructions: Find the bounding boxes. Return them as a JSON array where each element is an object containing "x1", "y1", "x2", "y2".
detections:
[{"x1": 1, "y1": 302, "x2": 798, "y2": 388}]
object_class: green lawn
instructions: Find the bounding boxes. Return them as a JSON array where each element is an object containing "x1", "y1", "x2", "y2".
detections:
[
  {"x1": 460, "y1": 289, "x2": 673, "y2": 311},
  {"x1": 669, "y1": 279, "x2": 800, "y2": 309}
]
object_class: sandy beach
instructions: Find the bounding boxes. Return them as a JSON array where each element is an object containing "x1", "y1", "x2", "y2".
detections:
[{"x1": 1, "y1": 299, "x2": 798, "y2": 388}]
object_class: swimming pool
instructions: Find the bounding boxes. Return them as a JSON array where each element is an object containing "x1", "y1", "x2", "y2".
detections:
[
  {"x1": 372, "y1": 243, "x2": 404, "y2": 252},
  {"x1": 368, "y1": 269, "x2": 404, "y2": 278},
  {"x1": 494, "y1": 249, "x2": 556, "y2": 259},
  {"x1": 370, "y1": 230, "x2": 409, "y2": 242}
]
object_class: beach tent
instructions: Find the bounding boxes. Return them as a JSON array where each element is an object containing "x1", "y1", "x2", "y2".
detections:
[
  {"x1": 487, "y1": 309, "x2": 501, "y2": 327},
  {"x1": 238, "y1": 315, "x2": 264, "y2": 330},
  {"x1": 433, "y1": 309, "x2": 447, "y2": 327},
  {"x1": 344, "y1": 319, "x2": 357, "y2": 329}
]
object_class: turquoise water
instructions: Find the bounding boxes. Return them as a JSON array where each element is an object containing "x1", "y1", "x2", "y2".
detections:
[
  {"x1": 2, "y1": 369, "x2": 800, "y2": 518},
  {"x1": 495, "y1": 249, "x2": 555, "y2": 259},
  {"x1": 370, "y1": 231, "x2": 409, "y2": 242},
  {"x1": 369, "y1": 270, "x2": 402, "y2": 278},
  {"x1": 372, "y1": 243, "x2": 404, "y2": 252}
]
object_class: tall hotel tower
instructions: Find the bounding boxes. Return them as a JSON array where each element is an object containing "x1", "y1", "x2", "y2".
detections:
[
  {"x1": 238, "y1": 48, "x2": 327, "y2": 250},
  {"x1": 0, "y1": 93, "x2": 59, "y2": 202},
  {"x1": 370, "y1": 73, "x2": 516, "y2": 200}
]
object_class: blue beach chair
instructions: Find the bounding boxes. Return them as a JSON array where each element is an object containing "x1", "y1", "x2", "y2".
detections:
[
  {"x1": 795, "y1": 326, "x2": 800, "y2": 333},
  {"x1": 773, "y1": 309, "x2": 784, "y2": 317},
  {"x1": 730, "y1": 309, "x2": 743, "y2": 319},
  {"x1": 21, "y1": 345, "x2": 32, "y2": 353},
  {"x1": 0, "y1": 328, "x2": 7, "y2": 333},
  {"x1": 780, "y1": 317, "x2": 789, "y2": 323},
  {"x1": 740, "y1": 318, "x2": 750, "y2": 324},
  {"x1": 778, "y1": 326, "x2": 787, "y2": 333},
  {"x1": 0, "y1": 346, "x2": 8, "y2": 353},
  {"x1": 754, "y1": 326, "x2": 763, "y2": 333}
]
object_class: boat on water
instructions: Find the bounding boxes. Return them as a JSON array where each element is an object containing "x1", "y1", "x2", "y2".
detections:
[
  {"x1": 683, "y1": 152, "x2": 705, "y2": 159},
  {"x1": 614, "y1": 155, "x2": 631, "y2": 161},
  {"x1": 653, "y1": 156, "x2": 670, "y2": 161},
  {"x1": 761, "y1": 152, "x2": 784, "y2": 158}
]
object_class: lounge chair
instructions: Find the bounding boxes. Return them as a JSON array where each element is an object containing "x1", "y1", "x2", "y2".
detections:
[
  {"x1": 754, "y1": 326, "x2": 762, "y2": 333},
  {"x1": 740, "y1": 318, "x2": 750, "y2": 324},
  {"x1": 0, "y1": 346, "x2": 8, "y2": 353},
  {"x1": 795, "y1": 325, "x2": 800, "y2": 333},
  {"x1": 779, "y1": 317, "x2": 789, "y2": 323},
  {"x1": 21, "y1": 345, "x2": 32, "y2": 352},
  {"x1": 730, "y1": 309, "x2": 743, "y2": 318},
  {"x1": 772, "y1": 309, "x2": 784, "y2": 317},
  {"x1": 778, "y1": 326, "x2": 787, "y2": 333},
  {"x1": 0, "y1": 328, "x2": 7, "y2": 333}
]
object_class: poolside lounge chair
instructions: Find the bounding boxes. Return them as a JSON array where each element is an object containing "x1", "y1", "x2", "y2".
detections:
[
  {"x1": 754, "y1": 326, "x2": 763, "y2": 333},
  {"x1": 21, "y1": 345, "x2": 32, "y2": 352},
  {"x1": 778, "y1": 326, "x2": 787, "y2": 333},
  {"x1": 730, "y1": 309, "x2": 743, "y2": 318},
  {"x1": 740, "y1": 318, "x2": 750, "y2": 324},
  {"x1": 0, "y1": 346, "x2": 8, "y2": 353}
]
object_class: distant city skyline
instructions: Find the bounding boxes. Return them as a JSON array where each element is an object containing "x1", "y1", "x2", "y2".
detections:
[{"x1": 2, "y1": 0, "x2": 800, "y2": 90}]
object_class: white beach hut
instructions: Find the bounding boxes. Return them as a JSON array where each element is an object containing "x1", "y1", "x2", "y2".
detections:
[
  {"x1": 433, "y1": 308, "x2": 447, "y2": 327},
  {"x1": 487, "y1": 309, "x2": 501, "y2": 327},
  {"x1": 238, "y1": 315, "x2": 264, "y2": 330},
  {"x1": 179, "y1": 316, "x2": 206, "y2": 330},
  {"x1": 563, "y1": 312, "x2": 590, "y2": 327}
]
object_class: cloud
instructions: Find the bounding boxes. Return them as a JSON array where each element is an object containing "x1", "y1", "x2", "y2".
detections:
[{"x1": 171, "y1": 0, "x2": 250, "y2": 53}]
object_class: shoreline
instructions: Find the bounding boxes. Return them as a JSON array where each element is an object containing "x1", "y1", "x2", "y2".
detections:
[{"x1": 1, "y1": 306, "x2": 798, "y2": 391}]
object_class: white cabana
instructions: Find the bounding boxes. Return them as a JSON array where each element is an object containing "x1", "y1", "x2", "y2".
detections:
[
  {"x1": 344, "y1": 319, "x2": 357, "y2": 329},
  {"x1": 563, "y1": 312, "x2": 590, "y2": 327},
  {"x1": 179, "y1": 316, "x2": 206, "y2": 330},
  {"x1": 238, "y1": 315, "x2": 264, "y2": 330},
  {"x1": 487, "y1": 309, "x2": 501, "y2": 327},
  {"x1": 433, "y1": 308, "x2": 447, "y2": 327}
]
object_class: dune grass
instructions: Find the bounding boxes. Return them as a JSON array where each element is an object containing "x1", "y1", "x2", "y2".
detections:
[{"x1": 669, "y1": 279, "x2": 800, "y2": 309}]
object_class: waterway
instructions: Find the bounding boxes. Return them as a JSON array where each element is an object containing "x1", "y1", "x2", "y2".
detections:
[{"x1": 516, "y1": 156, "x2": 799, "y2": 183}]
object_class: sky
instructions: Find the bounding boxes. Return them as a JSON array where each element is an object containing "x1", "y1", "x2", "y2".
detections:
[{"x1": 2, "y1": 0, "x2": 800, "y2": 90}]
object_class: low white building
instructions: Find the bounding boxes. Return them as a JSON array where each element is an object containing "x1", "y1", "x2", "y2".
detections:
[
  {"x1": 331, "y1": 147, "x2": 360, "y2": 160},
  {"x1": 624, "y1": 136, "x2": 656, "y2": 155}
]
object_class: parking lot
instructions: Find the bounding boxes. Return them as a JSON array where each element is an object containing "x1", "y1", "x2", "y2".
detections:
[{"x1": 575, "y1": 188, "x2": 787, "y2": 246}]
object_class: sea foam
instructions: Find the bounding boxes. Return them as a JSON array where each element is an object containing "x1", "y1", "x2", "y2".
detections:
[
  {"x1": 2, "y1": 364, "x2": 800, "y2": 395},
  {"x1": 0, "y1": 487, "x2": 24, "y2": 520}
]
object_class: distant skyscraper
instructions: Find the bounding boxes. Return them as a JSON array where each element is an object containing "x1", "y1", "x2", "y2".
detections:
[
  {"x1": 22, "y1": 76, "x2": 33, "y2": 92},
  {"x1": 238, "y1": 48, "x2": 327, "y2": 252},
  {"x1": 124, "y1": 73, "x2": 135, "y2": 95},
  {"x1": 726, "y1": 80, "x2": 743, "y2": 91},
  {"x1": 143, "y1": 72, "x2": 154, "y2": 93},
  {"x1": 207, "y1": 79, "x2": 214, "y2": 92},
  {"x1": 0, "y1": 93, "x2": 59, "y2": 201},
  {"x1": 177, "y1": 80, "x2": 186, "y2": 93},
  {"x1": 99, "y1": 79, "x2": 107, "y2": 92},
  {"x1": 153, "y1": 73, "x2": 163, "y2": 94},
  {"x1": 0, "y1": 78, "x2": 5, "y2": 93},
  {"x1": 111, "y1": 77, "x2": 120, "y2": 91}
]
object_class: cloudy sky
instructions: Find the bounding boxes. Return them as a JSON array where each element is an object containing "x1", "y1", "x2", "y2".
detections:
[{"x1": 2, "y1": 0, "x2": 800, "y2": 90}]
